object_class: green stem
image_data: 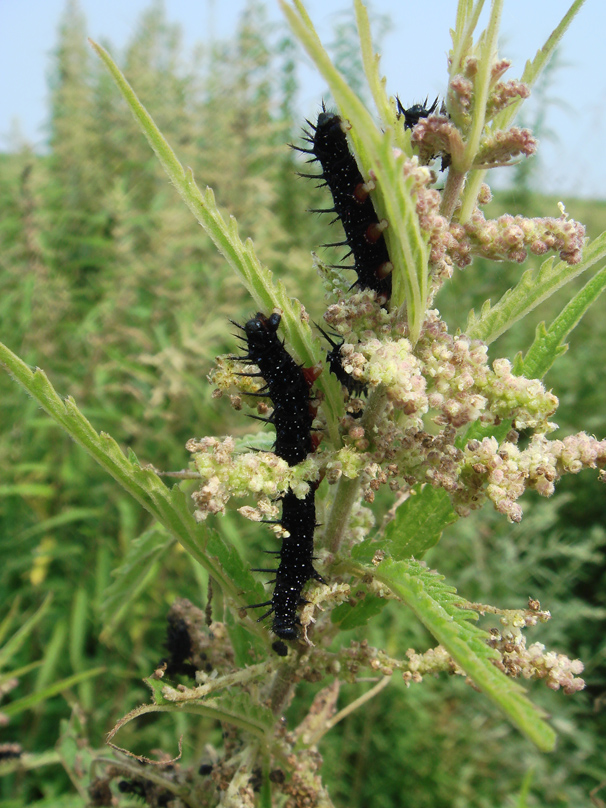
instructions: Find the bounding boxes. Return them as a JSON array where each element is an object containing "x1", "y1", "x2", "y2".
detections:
[
  {"x1": 162, "y1": 662, "x2": 271, "y2": 703},
  {"x1": 269, "y1": 652, "x2": 303, "y2": 716},
  {"x1": 439, "y1": 167, "x2": 466, "y2": 223},
  {"x1": 327, "y1": 477, "x2": 363, "y2": 556},
  {"x1": 458, "y1": 169, "x2": 486, "y2": 224},
  {"x1": 306, "y1": 676, "x2": 391, "y2": 747},
  {"x1": 462, "y1": 0, "x2": 503, "y2": 168},
  {"x1": 326, "y1": 386, "x2": 389, "y2": 555}
]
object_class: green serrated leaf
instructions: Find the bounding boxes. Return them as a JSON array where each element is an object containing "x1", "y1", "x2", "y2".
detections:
[
  {"x1": 466, "y1": 233, "x2": 606, "y2": 345},
  {"x1": 457, "y1": 418, "x2": 513, "y2": 450},
  {"x1": 206, "y1": 527, "x2": 262, "y2": 600},
  {"x1": 127, "y1": 447, "x2": 142, "y2": 466},
  {"x1": 517, "y1": 264, "x2": 606, "y2": 379},
  {"x1": 382, "y1": 486, "x2": 457, "y2": 559},
  {"x1": 372, "y1": 558, "x2": 556, "y2": 751},
  {"x1": 209, "y1": 691, "x2": 275, "y2": 738},
  {"x1": 56, "y1": 714, "x2": 95, "y2": 800},
  {"x1": 0, "y1": 339, "x2": 268, "y2": 645},
  {"x1": 225, "y1": 607, "x2": 268, "y2": 667},
  {"x1": 354, "y1": 0, "x2": 397, "y2": 140},
  {"x1": 89, "y1": 39, "x2": 342, "y2": 445},
  {"x1": 352, "y1": 484, "x2": 457, "y2": 564},
  {"x1": 204, "y1": 526, "x2": 274, "y2": 653},
  {"x1": 331, "y1": 593, "x2": 386, "y2": 629},
  {"x1": 145, "y1": 675, "x2": 171, "y2": 705}
]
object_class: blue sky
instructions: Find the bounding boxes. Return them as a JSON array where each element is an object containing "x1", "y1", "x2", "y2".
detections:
[{"x1": 0, "y1": 0, "x2": 602, "y2": 197}]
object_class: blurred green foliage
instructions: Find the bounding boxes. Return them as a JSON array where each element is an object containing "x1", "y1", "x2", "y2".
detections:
[{"x1": 0, "y1": 1, "x2": 604, "y2": 806}]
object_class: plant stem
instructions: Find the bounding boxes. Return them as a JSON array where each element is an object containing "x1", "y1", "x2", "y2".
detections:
[
  {"x1": 326, "y1": 385, "x2": 389, "y2": 555},
  {"x1": 93, "y1": 755, "x2": 199, "y2": 808},
  {"x1": 162, "y1": 662, "x2": 271, "y2": 702},
  {"x1": 459, "y1": 169, "x2": 486, "y2": 224},
  {"x1": 327, "y1": 476, "x2": 362, "y2": 555},
  {"x1": 439, "y1": 167, "x2": 466, "y2": 223},
  {"x1": 269, "y1": 652, "x2": 303, "y2": 716},
  {"x1": 306, "y1": 676, "x2": 391, "y2": 746}
]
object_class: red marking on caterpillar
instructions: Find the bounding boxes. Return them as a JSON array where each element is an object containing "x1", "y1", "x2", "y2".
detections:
[
  {"x1": 234, "y1": 312, "x2": 323, "y2": 641},
  {"x1": 295, "y1": 107, "x2": 392, "y2": 301}
]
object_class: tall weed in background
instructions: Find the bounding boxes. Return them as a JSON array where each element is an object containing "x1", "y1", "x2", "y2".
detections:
[
  {"x1": 0, "y1": 1, "x2": 605, "y2": 806},
  {"x1": 1, "y1": 1, "x2": 309, "y2": 800}
]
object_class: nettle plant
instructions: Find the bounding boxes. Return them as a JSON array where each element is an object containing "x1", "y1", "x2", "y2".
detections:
[{"x1": 2, "y1": 0, "x2": 604, "y2": 804}]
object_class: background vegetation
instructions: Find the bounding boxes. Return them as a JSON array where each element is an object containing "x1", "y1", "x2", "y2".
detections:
[{"x1": 1, "y1": 1, "x2": 604, "y2": 806}]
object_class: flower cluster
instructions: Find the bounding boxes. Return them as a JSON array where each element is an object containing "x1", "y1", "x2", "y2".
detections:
[
  {"x1": 323, "y1": 288, "x2": 394, "y2": 336},
  {"x1": 412, "y1": 114, "x2": 537, "y2": 172},
  {"x1": 338, "y1": 308, "x2": 557, "y2": 434},
  {"x1": 457, "y1": 431, "x2": 606, "y2": 521},
  {"x1": 411, "y1": 114, "x2": 463, "y2": 166},
  {"x1": 447, "y1": 206, "x2": 586, "y2": 267},
  {"x1": 485, "y1": 63, "x2": 531, "y2": 119},
  {"x1": 446, "y1": 55, "x2": 530, "y2": 126},
  {"x1": 196, "y1": 296, "x2": 606, "y2": 529},
  {"x1": 352, "y1": 337, "x2": 429, "y2": 415},
  {"x1": 186, "y1": 436, "x2": 319, "y2": 520},
  {"x1": 475, "y1": 126, "x2": 537, "y2": 167},
  {"x1": 388, "y1": 159, "x2": 585, "y2": 303},
  {"x1": 487, "y1": 608, "x2": 585, "y2": 694},
  {"x1": 401, "y1": 645, "x2": 463, "y2": 685}
]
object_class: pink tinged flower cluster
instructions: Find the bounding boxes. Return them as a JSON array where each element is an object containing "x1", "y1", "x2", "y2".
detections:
[
  {"x1": 447, "y1": 56, "x2": 530, "y2": 123},
  {"x1": 400, "y1": 158, "x2": 452, "y2": 271},
  {"x1": 417, "y1": 313, "x2": 558, "y2": 432},
  {"x1": 460, "y1": 432, "x2": 606, "y2": 522},
  {"x1": 411, "y1": 116, "x2": 464, "y2": 166},
  {"x1": 201, "y1": 295, "x2": 602, "y2": 531},
  {"x1": 323, "y1": 290, "x2": 394, "y2": 337},
  {"x1": 318, "y1": 309, "x2": 571, "y2": 517},
  {"x1": 413, "y1": 56, "x2": 533, "y2": 169},
  {"x1": 411, "y1": 114, "x2": 536, "y2": 178},
  {"x1": 488, "y1": 628, "x2": 585, "y2": 694},
  {"x1": 486, "y1": 77, "x2": 531, "y2": 119},
  {"x1": 475, "y1": 127, "x2": 537, "y2": 167},
  {"x1": 446, "y1": 208, "x2": 586, "y2": 267}
]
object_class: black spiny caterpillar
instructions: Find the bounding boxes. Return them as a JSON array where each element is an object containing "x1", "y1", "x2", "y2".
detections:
[
  {"x1": 296, "y1": 108, "x2": 392, "y2": 301},
  {"x1": 234, "y1": 312, "x2": 322, "y2": 641}
]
